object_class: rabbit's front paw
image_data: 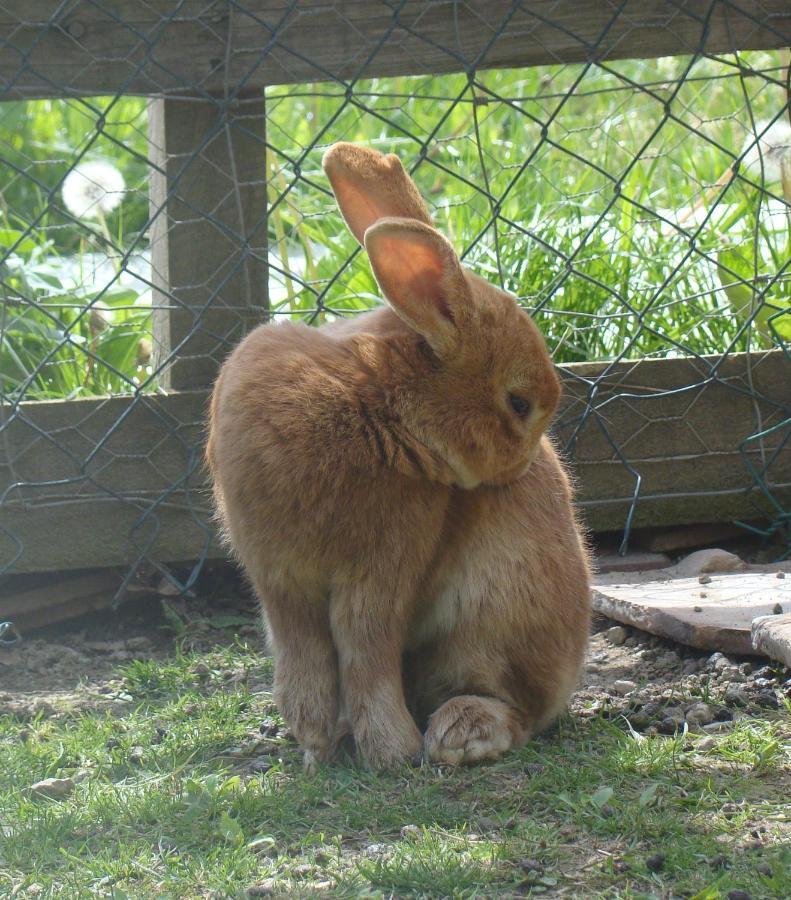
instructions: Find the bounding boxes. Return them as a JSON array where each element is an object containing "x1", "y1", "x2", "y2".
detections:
[
  {"x1": 424, "y1": 695, "x2": 521, "y2": 765},
  {"x1": 355, "y1": 712, "x2": 423, "y2": 770},
  {"x1": 276, "y1": 684, "x2": 339, "y2": 765}
]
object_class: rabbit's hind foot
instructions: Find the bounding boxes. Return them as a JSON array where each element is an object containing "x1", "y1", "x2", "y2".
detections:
[{"x1": 423, "y1": 695, "x2": 525, "y2": 766}]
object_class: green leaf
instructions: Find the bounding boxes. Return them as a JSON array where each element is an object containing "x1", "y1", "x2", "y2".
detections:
[
  {"x1": 216, "y1": 811, "x2": 244, "y2": 846},
  {"x1": 206, "y1": 614, "x2": 256, "y2": 630},
  {"x1": 0, "y1": 228, "x2": 38, "y2": 255},
  {"x1": 638, "y1": 782, "x2": 659, "y2": 808},
  {"x1": 589, "y1": 786, "x2": 614, "y2": 809},
  {"x1": 717, "y1": 245, "x2": 790, "y2": 345}
]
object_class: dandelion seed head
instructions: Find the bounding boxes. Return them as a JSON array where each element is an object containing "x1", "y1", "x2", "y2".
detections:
[
  {"x1": 62, "y1": 160, "x2": 126, "y2": 220},
  {"x1": 740, "y1": 119, "x2": 791, "y2": 183}
]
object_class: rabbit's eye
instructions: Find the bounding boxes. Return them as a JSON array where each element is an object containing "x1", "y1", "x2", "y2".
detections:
[{"x1": 508, "y1": 393, "x2": 531, "y2": 417}]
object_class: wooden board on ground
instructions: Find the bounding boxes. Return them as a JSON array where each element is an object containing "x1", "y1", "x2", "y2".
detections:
[
  {"x1": 0, "y1": 570, "x2": 120, "y2": 631},
  {"x1": 592, "y1": 570, "x2": 791, "y2": 655},
  {"x1": 752, "y1": 613, "x2": 791, "y2": 668}
]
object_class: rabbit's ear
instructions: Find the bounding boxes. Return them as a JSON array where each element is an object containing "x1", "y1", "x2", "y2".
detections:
[
  {"x1": 323, "y1": 143, "x2": 432, "y2": 244},
  {"x1": 364, "y1": 217, "x2": 471, "y2": 355}
]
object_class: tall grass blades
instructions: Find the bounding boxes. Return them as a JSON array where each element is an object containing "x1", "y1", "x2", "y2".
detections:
[{"x1": 1, "y1": 52, "x2": 789, "y2": 401}]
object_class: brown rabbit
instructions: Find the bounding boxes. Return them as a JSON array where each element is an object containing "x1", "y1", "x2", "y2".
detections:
[{"x1": 207, "y1": 143, "x2": 591, "y2": 770}]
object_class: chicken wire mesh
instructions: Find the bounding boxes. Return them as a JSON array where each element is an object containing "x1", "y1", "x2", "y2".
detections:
[{"x1": 1, "y1": 1, "x2": 790, "y2": 597}]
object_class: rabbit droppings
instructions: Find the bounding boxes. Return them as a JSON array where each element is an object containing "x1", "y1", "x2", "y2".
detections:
[{"x1": 207, "y1": 143, "x2": 591, "y2": 770}]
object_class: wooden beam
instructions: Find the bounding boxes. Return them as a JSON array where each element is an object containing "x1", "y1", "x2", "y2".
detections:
[
  {"x1": 0, "y1": 569, "x2": 122, "y2": 630},
  {"x1": 149, "y1": 93, "x2": 268, "y2": 391},
  {"x1": 0, "y1": 1, "x2": 788, "y2": 100},
  {"x1": 1, "y1": 350, "x2": 788, "y2": 573}
]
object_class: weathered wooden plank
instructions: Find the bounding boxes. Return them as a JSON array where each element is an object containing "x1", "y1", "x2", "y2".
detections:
[
  {"x1": 0, "y1": 1, "x2": 789, "y2": 100},
  {"x1": 149, "y1": 94, "x2": 268, "y2": 390},
  {"x1": 557, "y1": 349, "x2": 791, "y2": 529},
  {"x1": 0, "y1": 350, "x2": 788, "y2": 573},
  {"x1": 592, "y1": 569, "x2": 791, "y2": 655},
  {"x1": 752, "y1": 613, "x2": 791, "y2": 667},
  {"x1": 0, "y1": 569, "x2": 121, "y2": 630}
]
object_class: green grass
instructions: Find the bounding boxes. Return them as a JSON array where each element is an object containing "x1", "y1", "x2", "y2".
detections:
[
  {"x1": 1, "y1": 52, "x2": 790, "y2": 401},
  {"x1": 1, "y1": 640, "x2": 789, "y2": 898}
]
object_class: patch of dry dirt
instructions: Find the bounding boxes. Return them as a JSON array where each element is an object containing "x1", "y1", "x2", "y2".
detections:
[{"x1": 1, "y1": 591, "x2": 789, "y2": 735}]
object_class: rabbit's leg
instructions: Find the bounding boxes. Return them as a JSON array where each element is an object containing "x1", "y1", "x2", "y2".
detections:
[
  {"x1": 423, "y1": 695, "x2": 525, "y2": 765},
  {"x1": 263, "y1": 587, "x2": 342, "y2": 766},
  {"x1": 410, "y1": 595, "x2": 583, "y2": 766},
  {"x1": 330, "y1": 588, "x2": 423, "y2": 769}
]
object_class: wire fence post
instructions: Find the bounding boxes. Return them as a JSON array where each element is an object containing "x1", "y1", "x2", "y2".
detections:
[{"x1": 148, "y1": 94, "x2": 268, "y2": 391}]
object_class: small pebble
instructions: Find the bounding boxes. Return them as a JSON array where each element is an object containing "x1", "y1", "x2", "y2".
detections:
[
  {"x1": 259, "y1": 718, "x2": 279, "y2": 737},
  {"x1": 698, "y1": 574, "x2": 712, "y2": 584},
  {"x1": 605, "y1": 626, "x2": 628, "y2": 646},
  {"x1": 657, "y1": 718, "x2": 678, "y2": 735},
  {"x1": 400, "y1": 825, "x2": 422, "y2": 839},
  {"x1": 694, "y1": 605, "x2": 703, "y2": 612},
  {"x1": 613, "y1": 860, "x2": 630, "y2": 874},
  {"x1": 685, "y1": 702, "x2": 714, "y2": 727},
  {"x1": 697, "y1": 736, "x2": 716, "y2": 752},
  {"x1": 363, "y1": 843, "x2": 387, "y2": 856},
  {"x1": 520, "y1": 858, "x2": 543, "y2": 873},
  {"x1": 754, "y1": 665, "x2": 776, "y2": 679},
  {"x1": 664, "y1": 706, "x2": 686, "y2": 725},
  {"x1": 772, "y1": 603, "x2": 783, "y2": 614},
  {"x1": 756, "y1": 862, "x2": 772, "y2": 876},
  {"x1": 627, "y1": 710, "x2": 651, "y2": 729},
  {"x1": 247, "y1": 879, "x2": 277, "y2": 896},
  {"x1": 708, "y1": 853, "x2": 729, "y2": 868},
  {"x1": 645, "y1": 852, "x2": 665, "y2": 871},
  {"x1": 754, "y1": 690, "x2": 779, "y2": 709},
  {"x1": 727, "y1": 891, "x2": 751, "y2": 900},
  {"x1": 709, "y1": 652, "x2": 729, "y2": 672},
  {"x1": 29, "y1": 777, "x2": 75, "y2": 800},
  {"x1": 612, "y1": 679, "x2": 637, "y2": 696},
  {"x1": 725, "y1": 683, "x2": 749, "y2": 707},
  {"x1": 776, "y1": 571, "x2": 786, "y2": 579},
  {"x1": 128, "y1": 746, "x2": 145, "y2": 764}
]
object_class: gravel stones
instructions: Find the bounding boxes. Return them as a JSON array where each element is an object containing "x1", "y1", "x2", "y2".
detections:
[
  {"x1": 605, "y1": 625, "x2": 628, "y2": 646},
  {"x1": 29, "y1": 777, "x2": 75, "y2": 799},
  {"x1": 685, "y1": 702, "x2": 714, "y2": 727}
]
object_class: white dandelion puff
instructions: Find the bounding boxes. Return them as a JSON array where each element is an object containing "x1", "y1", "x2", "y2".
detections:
[
  {"x1": 740, "y1": 119, "x2": 791, "y2": 184},
  {"x1": 61, "y1": 160, "x2": 126, "y2": 220}
]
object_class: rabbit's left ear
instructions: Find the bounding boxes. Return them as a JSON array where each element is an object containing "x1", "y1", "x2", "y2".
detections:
[
  {"x1": 323, "y1": 143, "x2": 433, "y2": 244},
  {"x1": 364, "y1": 217, "x2": 471, "y2": 356}
]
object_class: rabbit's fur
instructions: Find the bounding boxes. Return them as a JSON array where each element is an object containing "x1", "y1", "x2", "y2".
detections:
[{"x1": 207, "y1": 143, "x2": 591, "y2": 769}]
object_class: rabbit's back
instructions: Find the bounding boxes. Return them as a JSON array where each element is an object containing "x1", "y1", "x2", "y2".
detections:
[{"x1": 208, "y1": 314, "x2": 452, "y2": 589}]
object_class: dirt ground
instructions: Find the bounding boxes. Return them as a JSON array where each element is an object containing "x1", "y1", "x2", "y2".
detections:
[{"x1": 1, "y1": 579, "x2": 788, "y2": 742}]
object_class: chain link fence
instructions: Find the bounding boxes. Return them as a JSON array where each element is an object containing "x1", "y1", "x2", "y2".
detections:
[{"x1": 1, "y1": 1, "x2": 790, "y2": 601}]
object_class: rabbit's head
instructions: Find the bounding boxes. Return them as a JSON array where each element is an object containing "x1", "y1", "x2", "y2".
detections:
[{"x1": 323, "y1": 144, "x2": 561, "y2": 488}]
